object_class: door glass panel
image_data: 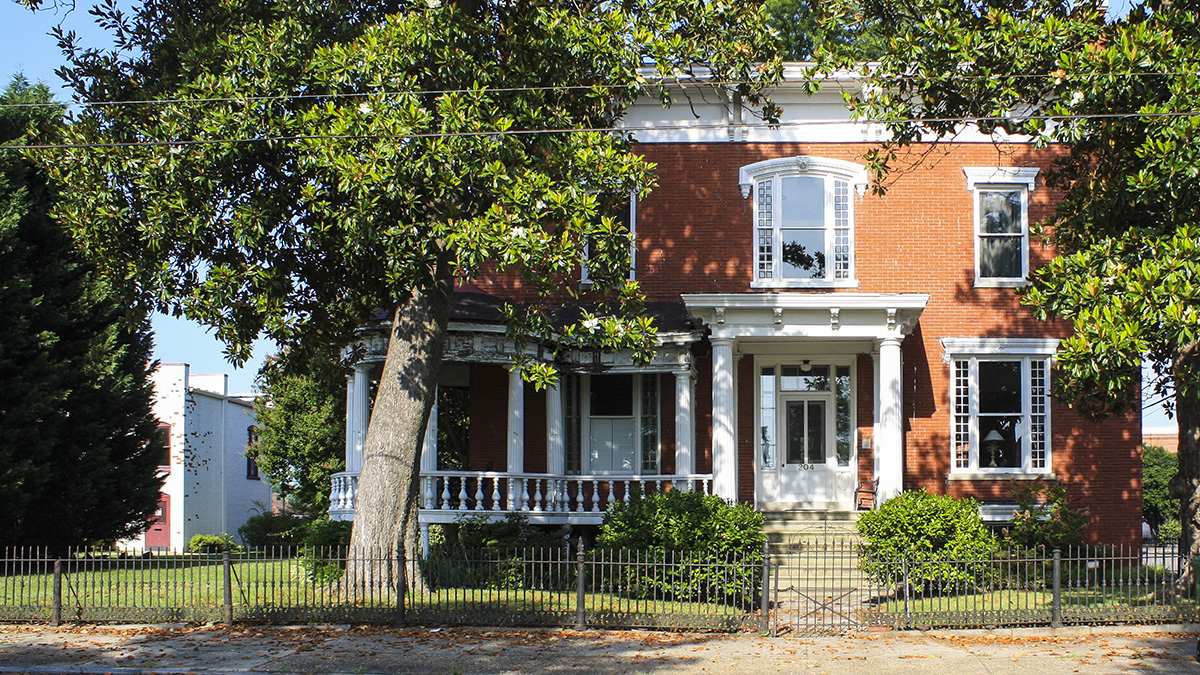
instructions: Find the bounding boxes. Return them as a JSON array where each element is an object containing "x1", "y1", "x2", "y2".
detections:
[
  {"x1": 835, "y1": 366, "x2": 852, "y2": 467},
  {"x1": 806, "y1": 400, "x2": 826, "y2": 464},
  {"x1": 760, "y1": 368, "x2": 776, "y2": 469},
  {"x1": 785, "y1": 401, "x2": 806, "y2": 464}
]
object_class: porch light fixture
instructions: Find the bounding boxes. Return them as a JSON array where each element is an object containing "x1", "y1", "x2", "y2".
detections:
[
  {"x1": 983, "y1": 429, "x2": 1005, "y2": 468},
  {"x1": 800, "y1": 360, "x2": 812, "y2": 372}
]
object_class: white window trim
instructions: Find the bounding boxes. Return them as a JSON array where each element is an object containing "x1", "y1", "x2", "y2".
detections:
[
  {"x1": 580, "y1": 194, "x2": 636, "y2": 286},
  {"x1": 965, "y1": 167, "x2": 1039, "y2": 288},
  {"x1": 942, "y1": 337, "x2": 1057, "y2": 477},
  {"x1": 740, "y1": 156, "x2": 868, "y2": 289},
  {"x1": 579, "y1": 372, "x2": 660, "y2": 475}
]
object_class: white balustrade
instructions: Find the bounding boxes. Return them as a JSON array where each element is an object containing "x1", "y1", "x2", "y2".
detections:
[{"x1": 330, "y1": 471, "x2": 714, "y2": 522}]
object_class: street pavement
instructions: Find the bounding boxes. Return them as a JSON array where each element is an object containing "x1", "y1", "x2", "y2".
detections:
[{"x1": 0, "y1": 623, "x2": 1197, "y2": 675}]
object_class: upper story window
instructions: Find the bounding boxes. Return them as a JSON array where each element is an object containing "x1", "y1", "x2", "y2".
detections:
[
  {"x1": 739, "y1": 157, "x2": 868, "y2": 288},
  {"x1": 964, "y1": 167, "x2": 1040, "y2": 287},
  {"x1": 581, "y1": 195, "x2": 636, "y2": 286},
  {"x1": 943, "y1": 338, "x2": 1056, "y2": 476}
]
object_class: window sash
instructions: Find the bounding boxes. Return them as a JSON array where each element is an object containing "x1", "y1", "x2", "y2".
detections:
[
  {"x1": 975, "y1": 186, "x2": 1029, "y2": 281},
  {"x1": 568, "y1": 373, "x2": 661, "y2": 475},
  {"x1": 755, "y1": 173, "x2": 853, "y2": 283},
  {"x1": 951, "y1": 356, "x2": 1050, "y2": 473}
]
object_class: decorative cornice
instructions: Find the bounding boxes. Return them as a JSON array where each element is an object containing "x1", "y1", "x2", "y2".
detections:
[
  {"x1": 738, "y1": 156, "x2": 870, "y2": 200},
  {"x1": 963, "y1": 166, "x2": 1040, "y2": 191}
]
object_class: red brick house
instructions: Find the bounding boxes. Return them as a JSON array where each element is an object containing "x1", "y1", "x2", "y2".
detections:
[{"x1": 328, "y1": 68, "x2": 1142, "y2": 550}]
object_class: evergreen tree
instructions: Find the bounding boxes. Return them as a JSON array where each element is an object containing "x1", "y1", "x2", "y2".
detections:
[
  {"x1": 0, "y1": 75, "x2": 163, "y2": 550},
  {"x1": 252, "y1": 348, "x2": 347, "y2": 517}
]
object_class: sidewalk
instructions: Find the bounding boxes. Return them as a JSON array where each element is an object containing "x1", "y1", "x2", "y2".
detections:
[{"x1": 0, "y1": 624, "x2": 1197, "y2": 675}]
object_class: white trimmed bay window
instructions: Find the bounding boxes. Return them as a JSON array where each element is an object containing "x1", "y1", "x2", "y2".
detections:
[
  {"x1": 739, "y1": 157, "x2": 868, "y2": 288},
  {"x1": 943, "y1": 338, "x2": 1057, "y2": 475}
]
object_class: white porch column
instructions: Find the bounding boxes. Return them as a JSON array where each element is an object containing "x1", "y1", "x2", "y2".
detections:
[
  {"x1": 350, "y1": 363, "x2": 371, "y2": 473},
  {"x1": 507, "y1": 367, "x2": 525, "y2": 507},
  {"x1": 674, "y1": 368, "x2": 695, "y2": 482},
  {"x1": 421, "y1": 389, "x2": 438, "y2": 472},
  {"x1": 710, "y1": 338, "x2": 737, "y2": 501},
  {"x1": 344, "y1": 373, "x2": 356, "y2": 472},
  {"x1": 876, "y1": 336, "x2": 904, "y2": 502},
  {"x1": 546, "y1": 381, "x2": 564, "y2": 475}
]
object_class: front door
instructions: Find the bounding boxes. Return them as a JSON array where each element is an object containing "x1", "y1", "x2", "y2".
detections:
[{"x1": 759, "y1": 363, "x2": 856, "y2": 507}]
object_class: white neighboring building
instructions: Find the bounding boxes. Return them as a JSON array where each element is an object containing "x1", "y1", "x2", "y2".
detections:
[{"x1": 137, "y1": 363, "x2": 273, "y2": 551}]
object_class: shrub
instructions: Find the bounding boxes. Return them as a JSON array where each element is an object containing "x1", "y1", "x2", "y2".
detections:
[
  {"x1": 295, "y1": 518, "x2": 352, "y2": 584},
  {"x1": 185, "y1": 533, "x2": 243, "y2": 554},
  {"x1": 857, "y1": 490, "x2": 998, "y2": 594},
  {"x1": 237, "y1": 508, "x2": 307, "y2": 549},
  {"x1": 1159, "y1": 518, "x2": 1182, "y2": 542},
  {"x1": 1005, "y1": 481, "x2": 1088, "y2": 550},
  {"x1": 424, "y1": 513, "x2": 571, "y2": 591},
  {"x1": 597, "y1": 489, "x2": 765, "y2": 605}
]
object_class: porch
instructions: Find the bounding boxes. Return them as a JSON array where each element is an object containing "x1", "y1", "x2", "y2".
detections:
[{"x1": 328, "y1": 470, "x2": 714, "y2": 526}]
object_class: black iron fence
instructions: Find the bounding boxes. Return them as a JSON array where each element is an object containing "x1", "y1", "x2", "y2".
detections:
[
  {"x1": 0, "y1": 544, "x2": 766, "y2": 631},
  {"x1": 2, "y1": 542, "x2": 1196, "y2": 633},
  {"x1": 768, "y1": 538, "x2": 1200, "y2": 635}
]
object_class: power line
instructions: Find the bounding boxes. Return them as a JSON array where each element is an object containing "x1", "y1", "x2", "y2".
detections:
[
  {"x1": 3, "y1": 69, "x2": 1200, "y2": 110},
  {"x1": 6, "y1": 109, "x2": 1200, "y2": 151}
]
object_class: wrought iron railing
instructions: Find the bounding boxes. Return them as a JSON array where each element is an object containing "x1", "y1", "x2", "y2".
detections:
[
  {"x1": 0, "y1": 543, "x2": 760, "y2": 631},
  {"x1": 768, "y1": 538, "x2": 1199, "y2": 634},
  {"x1": 3, "y1": 541, "x2": 1195, "y2": 633}
]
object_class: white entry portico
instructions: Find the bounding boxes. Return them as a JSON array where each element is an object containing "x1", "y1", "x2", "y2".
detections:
[{"x1": 683, "y1": 293, "x2": 929, "y2": 508}]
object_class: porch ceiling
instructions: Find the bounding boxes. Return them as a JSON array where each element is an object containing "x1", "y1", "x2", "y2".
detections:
[{"x1": 682, "y1": 292, "x2": 930, "y2": 341}]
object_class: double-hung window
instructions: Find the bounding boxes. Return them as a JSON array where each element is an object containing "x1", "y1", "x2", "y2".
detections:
[
  {"x1": 563, "y1": 372, "x2": 660, "y2": 475},
  {"x1": 581, "y1": 195, "x2": 636, "y2": 285},
  {"x1": 964, "y1": 167, "x2": 1039, "y2": 287},
  {"x1": 739, "y1": 157, "x2": 868, "y2": 288},
  {"x1": 943, "y1": 338, "x2": 1056, "y2": 475}
]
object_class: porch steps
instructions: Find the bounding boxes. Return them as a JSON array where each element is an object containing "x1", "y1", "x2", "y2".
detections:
[
  {"x1": 762, "y1": 511, "x2": 862, "y2": 553},
  {"x1": 762, "y1": 512, "x2": 867, "y2": 596}
]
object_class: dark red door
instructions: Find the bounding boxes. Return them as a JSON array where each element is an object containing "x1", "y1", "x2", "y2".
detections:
[{"x1": 145, "y1": 494, "x2": 170, "y2": 549}]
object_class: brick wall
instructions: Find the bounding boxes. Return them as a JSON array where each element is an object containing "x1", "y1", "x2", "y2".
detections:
[{"x1": 467, "y1": 141, "x2": 1141, "y2": 545}]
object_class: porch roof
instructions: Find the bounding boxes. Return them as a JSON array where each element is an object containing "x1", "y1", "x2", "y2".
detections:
[{"x1": 682, "y1": 292, "x2": 930, "y2": 341}]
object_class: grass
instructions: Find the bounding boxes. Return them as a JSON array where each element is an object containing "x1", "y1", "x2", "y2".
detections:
[{"x1": 0, "y1": 554, "x2": 757, "y2": 629}]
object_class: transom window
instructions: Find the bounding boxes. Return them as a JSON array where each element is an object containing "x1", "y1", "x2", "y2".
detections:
[
  {"x1": 943, "y1": 338, "x2": 1055, "y2": 475},
  {"x1": 964, "y1": 167, "x2": 1039, "y2": 287},
  {"x1": 740, "y1": 157, "x2": 867, "y2": 288}
]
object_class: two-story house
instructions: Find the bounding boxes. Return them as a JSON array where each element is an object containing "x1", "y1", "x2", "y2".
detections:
[{"x1": 328, "y1": 68, "x2": 1141, "y2": 551}]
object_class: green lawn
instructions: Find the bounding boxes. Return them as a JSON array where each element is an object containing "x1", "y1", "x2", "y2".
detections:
[{"x1": 0, "y1": 555, "x2": 757, "y2": 629}]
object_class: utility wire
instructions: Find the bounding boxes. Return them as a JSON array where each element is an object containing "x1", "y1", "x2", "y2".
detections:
[
  {"x1": 2, "y1": 69, "x2": 1199, "y2": 110},
  {"x1": 6, "y1": 109, "x2": 1200, "y2": 151}
]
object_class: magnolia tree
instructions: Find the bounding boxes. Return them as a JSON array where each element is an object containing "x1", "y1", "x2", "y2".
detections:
[
  {"x1": 814, "y1": 0, "x2": 1200, "y2": 580},
  {"x1": 21, "y1": 0, "x2": 781, "y2": 582}
]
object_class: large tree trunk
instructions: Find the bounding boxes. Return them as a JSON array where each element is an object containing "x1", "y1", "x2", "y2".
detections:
[
  {"x1": 1169, "y1": 342, "x2": 1199, "y2": 594},
  {"x1": 346, "y1": 261, "x2": 453, "y2": 594}
]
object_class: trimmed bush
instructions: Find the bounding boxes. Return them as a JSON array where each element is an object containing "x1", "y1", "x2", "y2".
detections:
[
  {"x1": 857, "y1": 490, "x2": 998, "y2": 594},
  {"x1": 1005, "y1": 481, "x2": 1088, "y2": 550},
  {"x1": 185, "y1": 533, "x2": 243, "y2": 554},
  {"x1": 295, "y1": 518, "x2": 353, "y2": 583},
  {"x1": 237, "y1": 508, "x2": 307, "y2": 549},
  {"x1": 425, "y1": 513, "x2": 571, "y2": 591},
  {"x1": 597, "y1": 489, "x2": 765, "y2": 605}
]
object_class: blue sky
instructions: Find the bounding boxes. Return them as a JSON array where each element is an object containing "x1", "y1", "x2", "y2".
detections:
[
  {"x1": 0, "y1": 0, "x2": 1177, "y2": 423},
  {"x1": 4, "y1": 2, "x2": 272, "y2": 393}
]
